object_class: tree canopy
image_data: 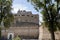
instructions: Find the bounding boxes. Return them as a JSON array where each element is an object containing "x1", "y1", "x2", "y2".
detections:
[
  {"x1": 28, "y1": 0, "x2": 60, "y2": 31},
  {"x1": 0, "y1": 0, "x2": 14, "y2": 39},
  {"x1": 0, "y1": 0, "x2": 14, "y2": 28},
  {"x1": 27, "y1": 0, "x2": 60, "y2": 40}
]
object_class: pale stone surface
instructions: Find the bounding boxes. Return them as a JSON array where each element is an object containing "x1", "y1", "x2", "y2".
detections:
[
  {"x1": 2, "y1": 26, "x2": 39, "y2": 39},
  {"x1": 39, "y1": 26, "x2": 60, "y2": 40},
  {"x1": 39, "y1": 26, "x2": 43, "y2": 40},
  {"x1": 13, "y1": 10, "x2": 39, "y2": 24}
]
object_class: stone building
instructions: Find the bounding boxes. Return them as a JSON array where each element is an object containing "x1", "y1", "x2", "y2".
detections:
[
  {"x1": 13, "y1": 10, "x2": 39, "y2": 24},
  {"x1": 2, "y1": 10, "x2": 39, "y2": 40}
]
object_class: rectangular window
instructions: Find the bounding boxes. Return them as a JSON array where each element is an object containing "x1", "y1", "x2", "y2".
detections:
[
  {"x1": 27, "y1": 15, "x2": 29, "y2": 16},
  {"x1": 31, "y1": 16, "x2": 33, "y2": 17},
  {"x1": 22, "y1": 15, "x2": 25, "y2": 16}
]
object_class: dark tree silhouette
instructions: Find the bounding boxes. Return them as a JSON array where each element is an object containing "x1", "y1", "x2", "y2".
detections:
[
  {"x1": 28, "y1": 0, "x2": 60, "y2": 40},
  {"x1": 0, "y1": 0, "x2": 14, "y2": 39}
]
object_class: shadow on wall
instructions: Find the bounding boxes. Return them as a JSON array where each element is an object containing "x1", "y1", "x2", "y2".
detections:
[
  {"x1": 1, "y1": 36, "x2": 38, "y2": 40},
  {"x1": 1, "y1": 36, "x2": 7, "y2": 40}
]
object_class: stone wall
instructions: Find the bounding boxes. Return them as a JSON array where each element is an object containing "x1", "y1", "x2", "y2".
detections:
[
  {"x1": 2, "y1": 10, "x2": 39, "y2": 39},
  {"x1": 2, "y1": 22, "x2": 39, "y2": 39},
  {"x1": 39, "y1": 26, "x2": 60, "y2": 40},
  {"x1": 13, "y1": 10, "x2": 39, "y2": 24},
  {"x1": 2, "y1": 27, "x2": 39, "y2": 39}
]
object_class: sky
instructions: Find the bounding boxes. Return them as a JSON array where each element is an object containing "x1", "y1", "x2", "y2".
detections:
[
  {"x1": 12, "y1": 0, "x2": 39, "y2": 14},
  {"x1": 12, "y1": 0, "x2": 43, "y2": 24}
]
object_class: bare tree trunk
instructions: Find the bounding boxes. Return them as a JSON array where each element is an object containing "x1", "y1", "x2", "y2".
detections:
[
  {"x1": 50, "y1": 21, "x2": 55, "y2": 40},
  {"x1": 50, "y1": 27, "x2": 55, "y2": 40}
]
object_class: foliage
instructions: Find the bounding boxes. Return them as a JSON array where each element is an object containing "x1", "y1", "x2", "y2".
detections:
[
  {"x1": 28, "y1": 0, "x2": 60, "y2": 31},
  {"x1": 0, "y1": 0, "x2": 14, "y2": 28},
  {"x1": 0, "y1": 0, "x2": 13, "y2": 39},
  {"x1": 12, "y1": 35, "x2": 21, "y2": 40},
  {"x1": 28, "y1": 0, "x2": 60, "y2": 40}
]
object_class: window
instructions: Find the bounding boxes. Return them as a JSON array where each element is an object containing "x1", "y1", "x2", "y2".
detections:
[
  {"x1": 31, "y1": 16, "x2": 33, "y2": 17},
  {"x1": 22, "y1": 15, "x2": 25, "y2": 16},
  {"x1": 27, "y1": 15, "x2": 29, "y2": 16},
  {"x1": 19, "y1": 15, "x2": 20, "y2": 16}
]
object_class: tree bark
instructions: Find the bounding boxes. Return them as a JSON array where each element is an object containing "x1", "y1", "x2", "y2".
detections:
[
  {"x1": 51, "y1": 31, "x2": 55, "y2": 40},
  {"x1": 50, "y1": 21, "x2": 55, "y2": 40},
  {"x1": 49, "y1": 4, "x2": 55, "y2": 40},
  {"x1": 50, "y1": 26, "x2": 55, "y2": 40}
]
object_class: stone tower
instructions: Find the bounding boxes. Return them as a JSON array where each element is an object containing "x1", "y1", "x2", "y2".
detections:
[{"x1": 2, "y1": 10, "x2": 39, "y2": 40}]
